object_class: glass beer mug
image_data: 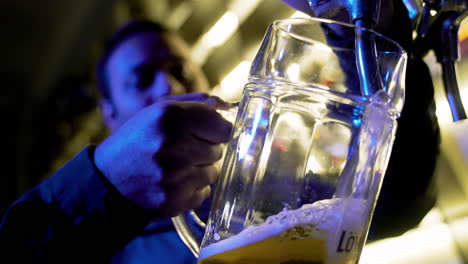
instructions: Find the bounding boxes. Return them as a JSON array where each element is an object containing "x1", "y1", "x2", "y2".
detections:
[{"x1": 173, "y1": 17, "x2": 407, "y2": 264}]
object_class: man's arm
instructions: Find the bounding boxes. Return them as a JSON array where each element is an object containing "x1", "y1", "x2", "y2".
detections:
[
  {"x1": 0, "y1": 146, "x2": 151, "y2": 263},
  {"x1": 0, "y1": 96, "x2": 232, "y2": 262}
]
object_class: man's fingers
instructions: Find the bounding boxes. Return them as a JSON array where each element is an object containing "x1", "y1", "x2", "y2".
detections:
[
  {"x1": 192, "y1": 165, "x2": 219, "y2": 188},
  {"x1": 157, "y1": 100, "x2": 232, "y2": 144},
  {"x1": 183, "y1": 102, "x2": 233, "y2": 144},
  {"x1": 177, "y1": 185, "x2": 212, "y2": 214},
  {"x1": 160, "y1": 93, "x2": 231, "y2": 108},
  {"x1": 156, "y1": 137, "x2": 224, "y2": 168},
  {"x1": 161, "y1": 92, "x2": 209, "y2": 102},
  {"x1": 161, "y1": 171, "x2": 215, "y2": 216},
  {"x1": 184, "y1": 140, "x2": 224, "y2": 166},
  {"x1": 162, "y1": 164, "x2": 219, "y2": 187},
  {"x1": 167, "y1": 185, "x2": 212, "y2": 217},
  {"x1": 203, "y1": 96, "x2": 234, "y2": 110},
  {"x1": 189, "y1": 185, "x2": 212, "y2": 209}
]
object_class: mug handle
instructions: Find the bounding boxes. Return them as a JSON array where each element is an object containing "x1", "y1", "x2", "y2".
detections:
[
  {"x1": 171, "y1": 210, "x2": 206, "y2": 257},
  {"x1": 171, "y1": 103, "x2": 239, "y2": 257}
]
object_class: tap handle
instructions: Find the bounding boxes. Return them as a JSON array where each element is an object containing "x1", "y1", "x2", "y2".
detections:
[{"x1": 349, "y1": 0, "x2": 382, "y2": 27}]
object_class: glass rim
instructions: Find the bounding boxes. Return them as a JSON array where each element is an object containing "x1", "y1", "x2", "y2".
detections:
[{"x1": 272, "y1": 17, "x2": 407, "y2": 57}]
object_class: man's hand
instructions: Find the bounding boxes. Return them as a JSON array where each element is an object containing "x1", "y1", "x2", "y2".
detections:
[{"x1": 94, "y1": 94, "x2": 232, "y2": 218}]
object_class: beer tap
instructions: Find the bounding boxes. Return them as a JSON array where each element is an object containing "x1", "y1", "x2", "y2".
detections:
[
  {"x1": 308, "y1": 0, "x2": 383, "y2": 97},
  {"x1": 350, "y1": 0, "x2": 383, "y2": 97},
  {"x1": 414, "y1": 0, "x2": 468, "y2": 121},
  {"x1": 307, "y1": 0, "x2": 386, "y2": 200},
  {"x1": 307, "y1": 0, "x2": 467, "y2": 120}
]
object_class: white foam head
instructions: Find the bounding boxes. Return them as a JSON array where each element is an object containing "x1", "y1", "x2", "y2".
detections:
[{"x1": 199, "y1": 198, "x2": 366, "y2": 260}]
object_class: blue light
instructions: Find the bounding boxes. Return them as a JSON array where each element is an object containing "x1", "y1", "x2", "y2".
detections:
[
  {"x1": 383, "y1": 70, "x2": 391, "y2": 91},
  {"x1": 447, "y1": 94, "x2": 461, "y2": 121},
  {"x1": 402, "y1": 0, "x2": 419, "y2": 19},
  {"x1": 238, "y1": 104, "x2": 266, "y2": 160},
  {"x1": 352, "y1": 117, "x2": 362, "y2": 127},
  {"x1": 238, "y1": 133, "x2": 253, "y2": 160}
]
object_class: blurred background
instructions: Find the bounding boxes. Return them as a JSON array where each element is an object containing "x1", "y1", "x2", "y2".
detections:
[{"x1": 0, "y1": 0, "x2": 467, "y2": 263}]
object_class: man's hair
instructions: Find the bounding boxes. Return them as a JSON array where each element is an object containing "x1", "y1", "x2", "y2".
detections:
[{"x1": 96, "y1": 20, "x2": 167, "y2": 99}]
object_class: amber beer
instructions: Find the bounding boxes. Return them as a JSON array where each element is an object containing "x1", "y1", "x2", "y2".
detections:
[
  {"x1": 197, "y1": 199, "x2": 365, "y2": 264},
  {"x1": 198, "y1": 228, "x2": 328, "y2": 263}
]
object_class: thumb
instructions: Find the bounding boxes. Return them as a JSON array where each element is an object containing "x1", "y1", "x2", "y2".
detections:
[
  {"x1": 203, "y1": 96, "x2": 235, "y2": 110},
  {"x1": 160, "y1": 92, "x2": 209, "y2": 102}
]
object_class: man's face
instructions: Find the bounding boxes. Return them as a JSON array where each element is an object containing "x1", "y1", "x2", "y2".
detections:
[{"x1": 102, "y1": 31, "x2": 209, "y2": 130}]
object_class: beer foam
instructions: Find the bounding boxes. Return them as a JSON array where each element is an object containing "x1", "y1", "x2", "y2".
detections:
[{"x1": 199, "y1": 198, "x2": 366, "y2": 261}]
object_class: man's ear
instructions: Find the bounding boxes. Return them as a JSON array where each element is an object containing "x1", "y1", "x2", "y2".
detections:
[{"x1": 99, "y1": 99, "x2": 119, "y2": 131}]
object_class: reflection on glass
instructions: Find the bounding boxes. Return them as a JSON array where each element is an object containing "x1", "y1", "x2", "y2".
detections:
[{"x1": 456, "y1": 17, "x2": 468, "y2": 112}]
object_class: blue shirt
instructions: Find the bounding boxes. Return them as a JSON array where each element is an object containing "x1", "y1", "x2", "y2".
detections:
[{"x1": 0, "y1": 146, "x2": 197, "y2": 264}]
